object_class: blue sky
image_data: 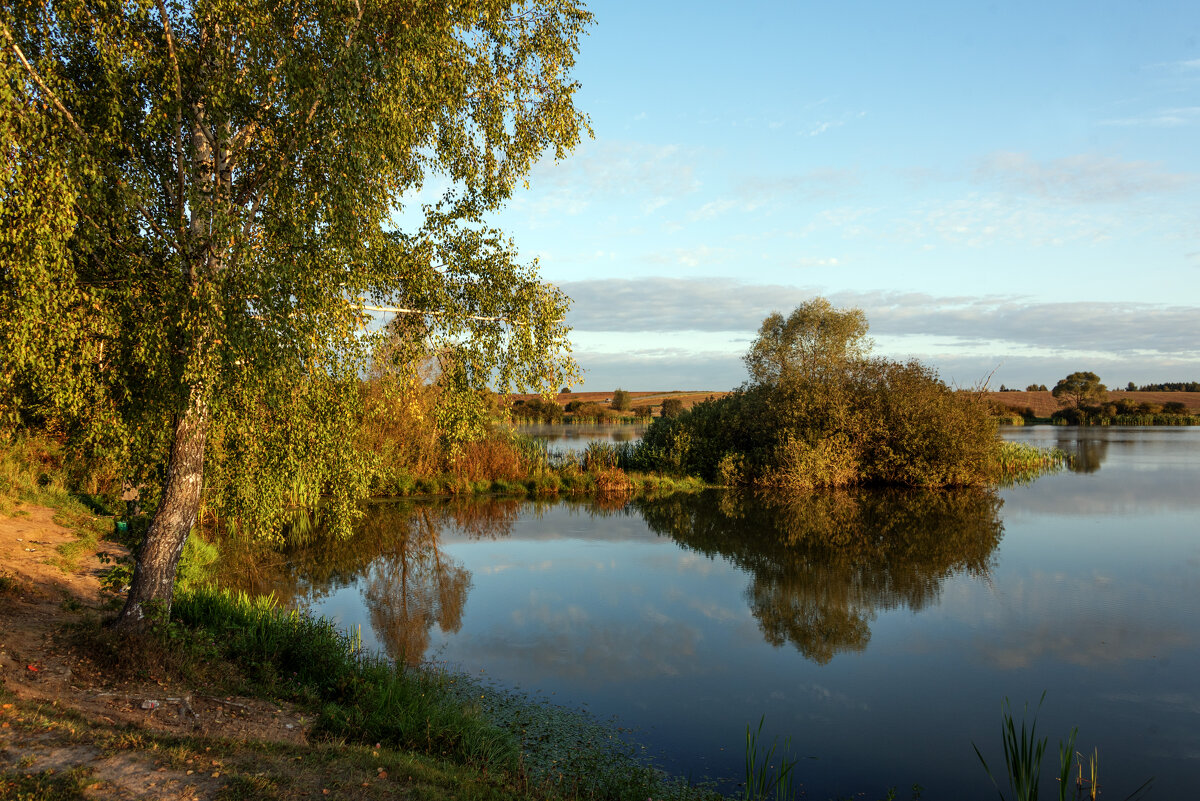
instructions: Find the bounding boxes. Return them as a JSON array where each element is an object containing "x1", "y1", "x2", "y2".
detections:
[{"x1": 495, "y1": 0, "x2": 1200, "y2": 390}]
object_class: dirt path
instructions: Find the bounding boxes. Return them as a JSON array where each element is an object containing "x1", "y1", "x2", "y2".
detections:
[{"x1": 0, "y1": 505, "x2": 310, "y2": 799}]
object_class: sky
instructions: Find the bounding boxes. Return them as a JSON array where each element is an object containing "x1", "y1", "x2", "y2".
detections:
[{"x1": 489, "y1": 1, "x2": 1200, "y2": 391}]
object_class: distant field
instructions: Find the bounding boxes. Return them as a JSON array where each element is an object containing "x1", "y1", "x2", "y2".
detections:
[
  {"x1": 984, "y1": 390, "x2": 1200, "y2": 417},
  {"x1": 513, "y1": 390, "x2": 1200, "y2": 418},
  {"x1": 510, "y1": 390, "x2": 728, "y2": 410}
]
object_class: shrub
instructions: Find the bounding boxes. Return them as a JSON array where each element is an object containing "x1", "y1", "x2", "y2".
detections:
[
  {"x1": 570, "y1": 402, "x2": 611, "y2": 421},
  {"x1": 660, "y1": 398, "x2": 684, "y2": 418},
  {"x1": 631, "y1": 359, "x2": 1000, "y2": 488},
  {"x1": 611, "y1": 388, "x2": 631, "y2": 411},
  {"x1": 510, "y1": 396, "x2": 563, "y2": 423}
]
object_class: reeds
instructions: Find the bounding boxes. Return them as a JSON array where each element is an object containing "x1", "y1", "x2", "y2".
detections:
[
  {"x1": 743, "y1": 717, "x2": 799, "y2": 801},
  {"x1": 993, "y1": 442, "x2": 1066, "y2": 484},
  {"x1": 973, "y1": 695, "x2": 1073, "y2": 801}
]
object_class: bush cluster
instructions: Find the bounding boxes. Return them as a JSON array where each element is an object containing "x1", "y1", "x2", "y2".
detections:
[
  {"x1": 1051, "y1": 397, "x2": 1194, "y2": 425},
  {"x1": 509, "y1": 395, "x2": 563, "y2": 423},
  {"x1": 627, "y1": 358, "x2": 1000, "y2": 489}
]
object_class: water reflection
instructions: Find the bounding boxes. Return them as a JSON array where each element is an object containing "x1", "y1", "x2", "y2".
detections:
[
  {"x1": 358, "y1": 506, "x2": 471, "y2": 664},
  {"x1": 636, "y1": 489, "x2": 1005, "y2": 664},
  {"x1": 1056, "y1": 432, "x2": 1110, "y2": 473},
  {"x1": 515, "y1": 422, "x2": 648, "y2": 449}
]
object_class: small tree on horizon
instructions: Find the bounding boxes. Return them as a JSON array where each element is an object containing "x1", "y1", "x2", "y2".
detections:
[
  {"x1": 661, "y1": 398, "x2": 684, "y2": 418},
  {"x1": 1052, "y1": 372, "x2": 1108, "y2": 410},
  {"x1": 611, "y1": 388, "x2": 631, "y2": 411}
]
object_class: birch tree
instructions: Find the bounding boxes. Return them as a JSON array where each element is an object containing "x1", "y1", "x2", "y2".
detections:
[{"x1": 1, "y1": 0, "x2": 590, "y2": 630}]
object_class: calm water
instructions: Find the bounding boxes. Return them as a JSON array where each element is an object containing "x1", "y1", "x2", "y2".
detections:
[
  {"x1": 513, "y1": 422, "x2": 649, "y2": 451},
  {"x1": 253, "y1": 426, "x2": 1200, "y2": 799}
]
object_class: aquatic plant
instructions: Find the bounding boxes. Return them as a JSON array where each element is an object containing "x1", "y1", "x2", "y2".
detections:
[
  {"x1": 973, "y1": 695, "x2": 1075, "y2": 801},
  {"x1": 743, "y1": 717, "x2": 799, "y2": 801}
]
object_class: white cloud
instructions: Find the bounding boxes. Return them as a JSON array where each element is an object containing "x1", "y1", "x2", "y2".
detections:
[
  {"x1": 517, "y1": 139, "x2": 703, "y2": 211},
  {"x1": 973, "y1": 151, "x2": 1195, "y2": 203},
  {"x1": 1102, "y1": 106, "x2": 1200, "y2": 127},
  {"x1": 560, "y1": 278, "x2": 1200, "y2": 359},
  {"x1": 645, "y1": 245, "x2": 734, "y2": 269}
]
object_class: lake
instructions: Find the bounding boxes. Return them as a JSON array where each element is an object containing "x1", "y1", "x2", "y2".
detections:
[{"x1": 246, "y1": 426, "x2": 1200, "y2": 799}]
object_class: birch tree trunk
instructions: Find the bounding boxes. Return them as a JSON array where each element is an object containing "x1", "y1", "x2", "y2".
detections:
[{"x1": 111, "y1": 385, "x2": 209, "y2": 630}]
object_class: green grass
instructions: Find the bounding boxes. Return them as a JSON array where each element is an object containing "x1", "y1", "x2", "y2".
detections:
[
  {"x1": 0, "y1": 768, "x2": 93, "y2": 801},
  {"x1": 171, "y1": 587, "x2": 519, "y2": 770},
  {"x1": 743, "y1": 717, "x2": 798, "y2": 801},
  {"x1": 161, "y1": 587, "x2": 725, "y2": 801}
]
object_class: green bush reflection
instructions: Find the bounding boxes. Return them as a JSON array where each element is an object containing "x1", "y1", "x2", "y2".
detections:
[{"x1": 635, "y1": 489, "x2": 1005, "y2": 664}]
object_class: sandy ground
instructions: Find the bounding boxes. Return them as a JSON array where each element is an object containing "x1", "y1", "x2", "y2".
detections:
[{"x1": 0, "y1": 504, "x2": 309, "y2": 799}]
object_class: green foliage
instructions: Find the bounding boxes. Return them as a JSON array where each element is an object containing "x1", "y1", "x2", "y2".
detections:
[
  {"x1": 1052, "y1": 372, "x2": 1108, "y2": 411},
  {"x1": 994, "y1": 442, "x2": 1066, "y2": 484},
  {"x1": 1135, "y1": 381, "x2": 1200, "y2": 391},
  {"x1": 611, "y1": 388, "x2": 632, "y2": 411},
  {"x1": 632, "y1": 359, "x2": 1002, "y2": 489},
  {"x1": 510, "y1": 396, "x2": 564, "y2": 423},
  {"x1": 744, "y1": 717, "x2": 798, "y2": 801},
  {"x1": 744, "y1": 297, "x2": 871, "y2": 386},
  {"x1": 660, "y1": 397, "x2": 685, "y2": 418},
  {"x1": 1, "y1": 0, "x2": 592, "y2": 609},
  {"x1": 172, "y1": 587, "x2": 519, "y2": 768},
  {"x1": 629, "y1": 301, "x2": 1019, "y2": 489},
  {"x1": 582, "y1": 441, "x2": 620, "y2": 472},
  {"x1": 568, "y1": 401, "x2": 612, "y2": 421},
  {"x1": 1026, "y1": 384, "x2": 1048, "y2": 392}
]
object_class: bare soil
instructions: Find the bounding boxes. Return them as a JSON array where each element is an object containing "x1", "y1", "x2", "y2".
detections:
[{"x1": 0, "y1": 504, "x2": 309, "y2": 799}]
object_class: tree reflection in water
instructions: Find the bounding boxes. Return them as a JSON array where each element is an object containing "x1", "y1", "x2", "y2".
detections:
[
  {"x1": 220, "y1": 490, "x2": 1002, "y2": 667},
  {"x1": 635, "y1": 489, "x2": 1005, "y2": 664},
  {"x1": 1056, "y1": 433, "x2": 1110, "y2": 473},
  {"x1": 217, "y1": 499, "x2": 525, "y2": 664},
  {"x1": 356, "y1": 499, "x2": 538, "y2": 664}
]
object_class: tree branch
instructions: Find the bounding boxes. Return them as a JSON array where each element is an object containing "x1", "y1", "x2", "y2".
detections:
[
  {"x1": 155, "y1": 0, "x2": 188, "y2": 237},
  {"x1": 1, "y1": 25, "x2": 83, "y2": 136}
]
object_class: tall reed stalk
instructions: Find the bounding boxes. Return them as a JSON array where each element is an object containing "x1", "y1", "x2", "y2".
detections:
[
  {"x1": 974, "y1": 695, "x2": 1075, "y2": 801},
  {"x1": 743, "y1": 717, "x2": 798, "y2": 801}
]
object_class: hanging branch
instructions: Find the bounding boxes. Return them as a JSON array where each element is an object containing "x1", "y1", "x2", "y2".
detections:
[{"x1": 1, "y1": 26, "x2": 84, "y2": 135}]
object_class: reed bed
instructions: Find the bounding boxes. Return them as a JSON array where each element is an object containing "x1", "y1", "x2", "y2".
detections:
[{"x1": 994, "y1": 442, "x2": 1066, "y2": 484}]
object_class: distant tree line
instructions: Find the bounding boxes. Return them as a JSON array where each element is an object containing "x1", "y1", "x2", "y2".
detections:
[{"x1": 1132, "y1": 381, "x2": 1200, "y2": 392}]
